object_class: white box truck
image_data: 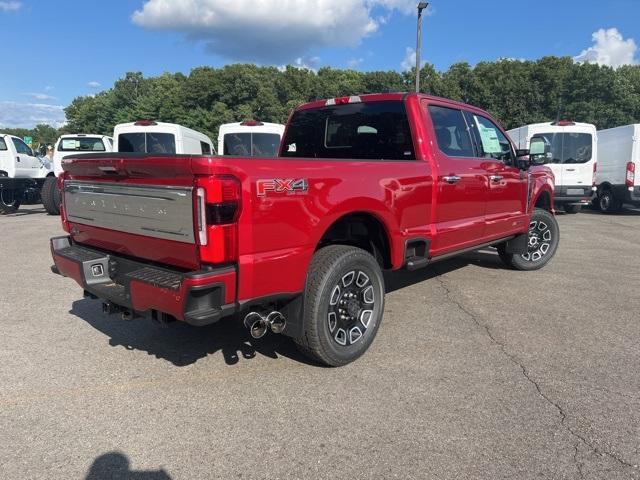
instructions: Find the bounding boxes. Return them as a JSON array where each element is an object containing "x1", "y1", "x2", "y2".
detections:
[
  {"x1": 114, "y1": 121, "x2": 215, "y2": 155},
  {"x1": 508, "y1": 121, "x2": 597, "y2": 213},
  {"x1": 218, "y1": 121, "x2": 285, "y2": 157},
  {"x1": 595, "y1": 124, "x2": 640, "y2": 212},
  {"x1": 0, "y1": 133, "x2": 53, "y2": 214}
]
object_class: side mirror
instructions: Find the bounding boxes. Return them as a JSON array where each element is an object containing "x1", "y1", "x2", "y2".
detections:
[{"x1": 528, "y1": 137, "x2": 547, "y2": 166}]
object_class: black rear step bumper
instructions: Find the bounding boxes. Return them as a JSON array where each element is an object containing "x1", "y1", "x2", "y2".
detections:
[{"x1": 50, "y1": 236, "x2": 237, "y2": 326}]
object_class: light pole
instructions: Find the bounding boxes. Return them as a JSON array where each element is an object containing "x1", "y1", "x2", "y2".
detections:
[{"x1": 415, "y1": 2, "x2": 429, "y2": 93}]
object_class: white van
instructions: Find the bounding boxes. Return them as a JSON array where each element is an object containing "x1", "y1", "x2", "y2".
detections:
[
  {"x1": 218, "y1": 121, "x2": 285, "y2": 157},
  {"x1": 508, "y1": 121, "x2": 597, "y2": 213},
  {"x1": 41, "y1": 134, "x2": 114, "y2": 215},
  {"x1": 114, "y1": 121, "x2": 215, "y2": 155},
  {"x1": 0, "y1": 133, "x2": 52, "y2": 214},
  {"x1": 595, "y1": 124, "x2": 640, "y2": 212}
]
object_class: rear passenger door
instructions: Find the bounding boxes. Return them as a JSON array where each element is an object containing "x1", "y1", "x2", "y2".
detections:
[
  {"x1": 464, "y1": 112, "x2": 528, "y2": 239},
  {"x1": 424, "y1": 102, "x2": 487, "y2": 254}
]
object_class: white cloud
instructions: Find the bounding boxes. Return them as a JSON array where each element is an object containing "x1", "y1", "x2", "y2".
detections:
[
  {"x1": 401, "y1": 47, "x2": 426, "y2": 71},
  {"x1": 87, "y1": 81, "x2": 101, "y2": 88},
  {"x1": 278, "y1": 56, "x2": 321, "y2": 72},
  {"x1": 44, "y1": 86, "x2": 54, "y2": 92},
  {"x1": 132, "y1": 0, "x2": 417, "y2": 63},
  {"x1": 0, "y1": 101, "x2": 66, "y2": 129},
  {"x1": 0, "y1": 1, "x2": 21, "y2": 12},
  {"x1": 574, "y1": 28, "x2": 638, "y2": 68},
  {"x1": 347, "y1": 58, "x2": 364, "y2": 69},
  {"x1": 22, "y1": 92, "x2": 57, "y2": 101}
]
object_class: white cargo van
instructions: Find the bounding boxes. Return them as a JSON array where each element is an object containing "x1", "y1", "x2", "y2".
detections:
[
  {"x1": 41, "y1": 134, "x2": 115, "y2": 215},
  {"x1": 0, "y1": 133, "x2": 52, "y2": 214},
  {"x1": 595, "y1": 124, "x2": 640, "y2": 212},
  {"x1": 508, "y1": 121, "x2": 597, "y2": 213},
  {"x1": 114, "y1": 121, "x2": 215, "y2": 155},
  {"x1": 218, "y1": 121, "x2": 285, "y2": 157}
]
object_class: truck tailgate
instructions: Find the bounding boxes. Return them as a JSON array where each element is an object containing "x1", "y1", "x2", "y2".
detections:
[{"x1": 62, "y1": 154, "x2": 200, "y2": 270}]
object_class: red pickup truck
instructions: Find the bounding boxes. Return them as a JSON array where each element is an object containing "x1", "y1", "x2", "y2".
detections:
[{"x1": 51, "y1": 93, "x2": 558, "y2": 366}]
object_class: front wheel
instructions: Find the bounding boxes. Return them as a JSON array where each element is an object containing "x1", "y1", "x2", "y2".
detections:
[
  {"x1": 0, "y1": 188, "x2": 21, "y2": 215},
  {"x1": 498, "y1": 208, "x2": 559, "y2": 271},
  {"x1": 294, "y1": 245, "x2": 385, "y2": 367}
]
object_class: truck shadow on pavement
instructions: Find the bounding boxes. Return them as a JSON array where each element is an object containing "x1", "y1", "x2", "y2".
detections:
[
  {"x1": 85, "y1": 452, "x2": 171, "y2": 479},
  {"x1": 70, "y1": 249, "x2": 505, "y2": 368},
  {"x1": 70, "y1": 298, "x2": 317, "y2": 368}
]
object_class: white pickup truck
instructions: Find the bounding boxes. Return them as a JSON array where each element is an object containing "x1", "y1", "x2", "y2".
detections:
[
  {"x1": 41, "y1": 134, "x2": 114, "y2": 215},
  {"x1": 0, "y1": 133, "x2": 53, "y2": 214}
]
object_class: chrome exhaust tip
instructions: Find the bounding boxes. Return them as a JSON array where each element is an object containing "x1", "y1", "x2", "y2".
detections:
[
  {"x1": 244, "y1": 312, "x2": 268, "y2": 339},
  {"x1": 266, "y1": 311, "x2": 286, "y2": 334}
]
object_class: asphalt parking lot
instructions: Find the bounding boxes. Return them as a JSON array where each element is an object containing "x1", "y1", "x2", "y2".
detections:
[{"x1": 1, "y1": 205, "x2": 639, "y2": 480}]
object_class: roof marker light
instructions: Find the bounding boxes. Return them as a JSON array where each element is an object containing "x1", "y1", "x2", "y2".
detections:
[
  {"x1": 240, "y1": 120, "x2": 264, "y2": 127},
  {"x1": 552, "y1": 120, "x2": 576, "y2": 127},
  {"x1": 134, "y1": 120, "x2": 158, "y2": 126}
]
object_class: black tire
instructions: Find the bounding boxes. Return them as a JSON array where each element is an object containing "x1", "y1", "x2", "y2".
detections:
[
  {"x1": 497, "y1": 208, "x2": 559, "y2": 271},
  {"x1": 294, "y1": 245, "x2": 385, "y2": 367},
  {"x1": 41, "y1": 176, "x2": 61, "y2": 215},
  {"x1": 0, "y1": 188, "x2": 21, "y2": 215},
  {"x1": 598, "y1": 188, "x2": 622, "y2": 214},
  {"x1": 564, "y1": 204, "x2": 582, "y2": 214}
]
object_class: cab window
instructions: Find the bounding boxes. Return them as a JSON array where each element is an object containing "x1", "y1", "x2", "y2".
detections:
[
  {"x1": 466, "y1": 113, "x2": 514, "y2": 164},
  {"x1": 12, "y1": 137, "x2": 33, "y2": 156},
  {"x1": 0, "y1": 137, "x2": 7, "y2": 151},
  {"x1": 427, "y1": 105, "x2": 475, "y2": 158}
]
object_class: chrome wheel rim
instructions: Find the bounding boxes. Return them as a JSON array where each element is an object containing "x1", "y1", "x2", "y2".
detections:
[
  {"x1": 521, "y1": 220, "x2": 552, "y2": 262},
  {"x1": 0, "y1": 189, "x2": 17, "y2": 207},
  {"x1": 600, "y1": 194, "x2": 610, "y2": 211},
  {"x1": 328, "y1": 270, "x2": 375, "y2": 346}
]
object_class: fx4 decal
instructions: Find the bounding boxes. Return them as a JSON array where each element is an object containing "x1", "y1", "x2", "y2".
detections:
[{"x1": 257, "y1": 178, "x2": 309, "y2": 197}]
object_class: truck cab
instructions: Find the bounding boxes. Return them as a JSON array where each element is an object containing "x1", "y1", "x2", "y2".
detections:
[
  {"x1": 0, "y1": 133, "x2": 52, "y2": 214},
  {"x1": 218, "y1": 121, "x2": 285, "y2": 157},
  {"x1": 508, "y1": 121, "x2": 596, "y2": 213},
  {"x1": 41, "y1": 134, "x2": 115, "y2": 215}
]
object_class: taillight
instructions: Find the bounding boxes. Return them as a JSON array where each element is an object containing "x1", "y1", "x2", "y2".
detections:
[
  {"x1": 195, "y1": 175, "x2": 241, "y2": 264},
  {"x1": 626, "y1": 162, "x2": 636, "y2": 187},
  {"x1": 326, "y1": 96, "x2": 361, "y2": 106},
  {"x1": 59, "y1": 175, "x2": 70, "y2": 233},
  {"x1": 592, "y1": 162, "x2": 597, "y2": 187}
]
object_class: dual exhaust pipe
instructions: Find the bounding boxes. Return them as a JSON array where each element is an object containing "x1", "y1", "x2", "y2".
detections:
[{"x1": 244, "y1": 311, "x2": 286, "y2": 339}]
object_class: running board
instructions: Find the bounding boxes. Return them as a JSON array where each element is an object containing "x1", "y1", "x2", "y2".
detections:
[{"x1": 428, "y1": 236, "x2": 515, "y2": 264}]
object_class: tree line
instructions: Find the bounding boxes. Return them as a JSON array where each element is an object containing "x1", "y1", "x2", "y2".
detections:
[{"x1": 10, "y1": 57, "x2": 640, "y2": 147}]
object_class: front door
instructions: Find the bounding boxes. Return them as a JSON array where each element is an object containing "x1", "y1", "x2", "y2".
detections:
[
  {"x1": 11, "y1": 137, "x2": 40, "y2": 177},
  {"x1": 424, "y1": 102, "x2": 487, "y2": 254},
  {"x1": 464, "y1": 112, "x2": 528, "y2": 238}
]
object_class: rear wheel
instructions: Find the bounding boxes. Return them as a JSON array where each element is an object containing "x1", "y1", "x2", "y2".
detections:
[
  {"x1": 0, "y1": 188, "x2": 21, "y2": 215},
  {"x1": 564, "y1": 204, "x2": 582, "y2": 214},
  {"x1": 498, "y1": 208, "x2": 559, "y2": 271},
  {"x1": 598, "y1": 188, "x2": 622, "y2": 214},
  {"x1": 41, "y1": 176, "x2": 61, "y2": 215},
  {"x1": 294, "y1": 245, "x2": 385, "y2": 367}
]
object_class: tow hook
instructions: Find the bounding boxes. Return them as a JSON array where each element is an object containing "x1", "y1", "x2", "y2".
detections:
[{"x1": 244, "y1": 311, "x2": 287, "y2": 339}]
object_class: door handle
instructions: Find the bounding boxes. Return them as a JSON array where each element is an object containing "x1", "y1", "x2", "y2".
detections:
[
  {"x1": 489, "y1": 175, "x2": 503, "y2": 183},
  {"x1": 16, "y1": 156, "x2": 20, "y2": 162},
  {"x1": 566, "y1": 168, "x2": 576, "y2": 172},
  {"x1": 443, "y1": 175, "x2": 461, "y2": 184}
]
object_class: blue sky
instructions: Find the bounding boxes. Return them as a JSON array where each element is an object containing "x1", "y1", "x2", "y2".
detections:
[{"x1": 0, "y1": 0, "x2": 638, "y2": 128}]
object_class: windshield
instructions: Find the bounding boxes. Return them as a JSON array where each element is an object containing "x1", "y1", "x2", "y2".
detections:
[
  {"x1": 223, "y1": 132, "x2": 281, "y2": 157},
  {"x1": 58, "y1": 137, "x2": 106, "y2": 152},
  {"x1": 281, "y1": 101, "x2": 415, "y2": 160},
  {"x1": 531, "y1": 132, "x2": 593, "y2": 164},
  {"x1": 118, "y1": 132, "x2": 176, "y2": 154}
]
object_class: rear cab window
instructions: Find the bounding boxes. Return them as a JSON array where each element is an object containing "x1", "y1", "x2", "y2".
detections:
[
  {"x1": 58, "y1": 137, "x2": 106, "y2": 152},
  {"x1": 427, "y1": 105, "x2": 475, "y2": 158},
  {"x1": 281, "y1": 101, "x2": 415, "y2": 160},
  {"x1": 118, "y1": 132, "x2": 176, "y2": 154}
]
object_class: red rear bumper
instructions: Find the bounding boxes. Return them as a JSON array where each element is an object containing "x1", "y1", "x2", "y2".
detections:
[{"x1": 50, "y1": 236, "x2": 237, "y2": 325}]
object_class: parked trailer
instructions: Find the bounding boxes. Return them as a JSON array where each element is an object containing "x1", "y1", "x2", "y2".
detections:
[
  {"x1": 508, "y1": 121, "x2": 597, "y2": 213},
  {"x1": 595, "y1": 124, "x2": 640, "y2": 212},
  {"x1": 218, "y1": 121, "x2": 285, "y2": 157}
]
